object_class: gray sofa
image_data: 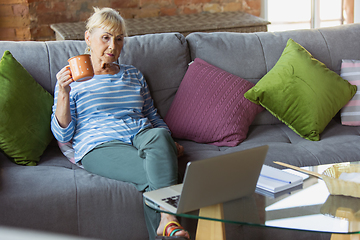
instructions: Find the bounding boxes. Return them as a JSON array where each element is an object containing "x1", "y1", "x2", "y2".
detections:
[{"x1": 1, "y1": 23, "x2": 360, "y2": 240}]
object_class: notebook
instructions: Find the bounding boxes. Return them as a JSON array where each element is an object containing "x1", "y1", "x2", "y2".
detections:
[
  {"x1": 256, "y1": 165, "x2": 304, "y2": 193},
  {"x1": 143, "y1": 145, "x2": 269, "y2": 214}
]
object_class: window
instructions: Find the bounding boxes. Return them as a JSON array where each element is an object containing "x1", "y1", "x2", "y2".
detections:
[{"x1": 264, "y1": 0, "x2": 347, "y2": 32}]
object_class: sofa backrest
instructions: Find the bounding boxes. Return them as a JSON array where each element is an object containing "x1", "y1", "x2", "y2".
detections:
[
  {"x1": 0, "y1": 40, "x2": 88, "y2": 95},
  {"x1": 186, "y1": 23, "x2": 360, "y2": 83},
  {"x1": 186, "y1": 23, "x2": 360, "y2": 125},
  {"x1": 2, "y1": 24, "x2": 360, "y2": 123},
  {"x1": 119, "y1": 33, "x2": 190, "y2": 117},
  {"x1": 0, "y1": 33, "x2": 189, "y2": 118}
]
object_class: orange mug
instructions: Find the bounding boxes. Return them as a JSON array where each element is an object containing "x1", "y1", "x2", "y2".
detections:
[{"x1": 68, "y1": 54, "x2": 94, "y2": 82}]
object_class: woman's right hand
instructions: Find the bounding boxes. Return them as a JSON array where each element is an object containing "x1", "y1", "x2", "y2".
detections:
[
  {"x1": 55, "y1": 65, "x2": 73, "y2": 128},
  {"x1": 56, "y1": 65, "x2": 73, "y2": 94}
]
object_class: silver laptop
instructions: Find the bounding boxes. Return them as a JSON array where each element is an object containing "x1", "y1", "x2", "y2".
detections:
[{"x1": 143, "y1": 145, "x2": 268, "y2": 214}]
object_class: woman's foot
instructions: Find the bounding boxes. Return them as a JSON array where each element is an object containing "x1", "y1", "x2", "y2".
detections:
[{"x1": 157, "y1": 212, "x2": 190, "y2": 239}]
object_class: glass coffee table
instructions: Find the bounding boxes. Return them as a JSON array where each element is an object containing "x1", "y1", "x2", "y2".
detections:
[{"x1": 146, "y1": 162, "x2": 360, "y2": 240}]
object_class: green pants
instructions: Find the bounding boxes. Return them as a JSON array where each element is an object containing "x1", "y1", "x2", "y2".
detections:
[{"x1": 81, "y1": 127, "x2": 179, "y2": 239}]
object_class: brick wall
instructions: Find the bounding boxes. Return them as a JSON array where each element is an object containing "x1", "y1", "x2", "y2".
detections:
[
  {"x1": 0, "y1": 0, "x2": 261, "y2": 41},
  {"x1": 0, "y1": 0, "x2": 31, "y2": 41}
]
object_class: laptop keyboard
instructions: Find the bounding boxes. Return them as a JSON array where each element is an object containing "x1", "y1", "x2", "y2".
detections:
[{"x1": 162, "y1": 195, "x2": 180, "y2": 208}]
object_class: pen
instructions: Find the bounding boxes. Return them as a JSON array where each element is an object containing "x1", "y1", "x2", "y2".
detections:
[{"x1": 260, "y1": 174, "x2": 291, "y2": 184}]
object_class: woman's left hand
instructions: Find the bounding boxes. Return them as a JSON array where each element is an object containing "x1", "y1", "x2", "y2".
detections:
[{"x1": 174, "y1": 142, "x2": 184, "y2": 158}]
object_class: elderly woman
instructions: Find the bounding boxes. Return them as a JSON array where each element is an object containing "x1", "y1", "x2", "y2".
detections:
[{"x1": 51, "y1": 7, "x2": 189, "y2": 240}]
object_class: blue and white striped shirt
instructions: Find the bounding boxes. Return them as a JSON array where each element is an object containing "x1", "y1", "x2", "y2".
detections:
[{"x1": 51, "y1": 64, "x2": 170, "y2": 163}]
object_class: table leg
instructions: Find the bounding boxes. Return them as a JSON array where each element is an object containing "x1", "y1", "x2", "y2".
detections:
[
  {"x1": 195, "y1": 203, "x2": 226, "y2": 240},
  {"x1": 331, "y1": 234, "x2": 360, "y2": 240},
  {"x1": 331, "y1": 208, "x2": 360, "y2": 240}
]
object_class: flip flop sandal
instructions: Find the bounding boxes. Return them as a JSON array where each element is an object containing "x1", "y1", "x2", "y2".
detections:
[{"x1": 155, "y1": 221, "x2": 190, "y2": 240}]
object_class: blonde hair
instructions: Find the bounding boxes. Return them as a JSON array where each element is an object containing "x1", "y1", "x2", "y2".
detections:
[{"x1": 86, "y1": 7, "x2": 127, "y2": 36}]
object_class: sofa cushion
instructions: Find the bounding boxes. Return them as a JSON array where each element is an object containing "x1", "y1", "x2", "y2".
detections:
[
  {"x1": 244, "y1": 39, "x2": 357, "y2": 141},
  {"x1": 165, "y1": 58, "x2": 263, "y2": 146},
  {"x1": 0, "y1": 50, "x2": 54, "y2": 166},
  {"x1": 340, "y1": 59, "x2": 360, "y2": 126}
]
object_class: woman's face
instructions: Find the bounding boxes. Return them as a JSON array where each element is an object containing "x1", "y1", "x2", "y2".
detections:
[{"x1": 85, "y1": 27, "x2": 124, "y2": 65}]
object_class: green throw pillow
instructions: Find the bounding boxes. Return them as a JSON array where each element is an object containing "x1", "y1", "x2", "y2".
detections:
[
  {"x1": 0, "y1": 50, "x2": 54, "y2": 165},
  {"x1": 244, "y1": 39, "x2": 357, "y2": 141}
]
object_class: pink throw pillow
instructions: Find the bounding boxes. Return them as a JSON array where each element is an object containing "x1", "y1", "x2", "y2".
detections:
[
  {"x1": 340, "y1": 59, "x2": 360, "y2": 126},
  {"x1": 165, "y1": 58, "x2": 263, "y2": 146},
  {"x1": 57, "y1": 140, "x2": 83, "y2": 168}
]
